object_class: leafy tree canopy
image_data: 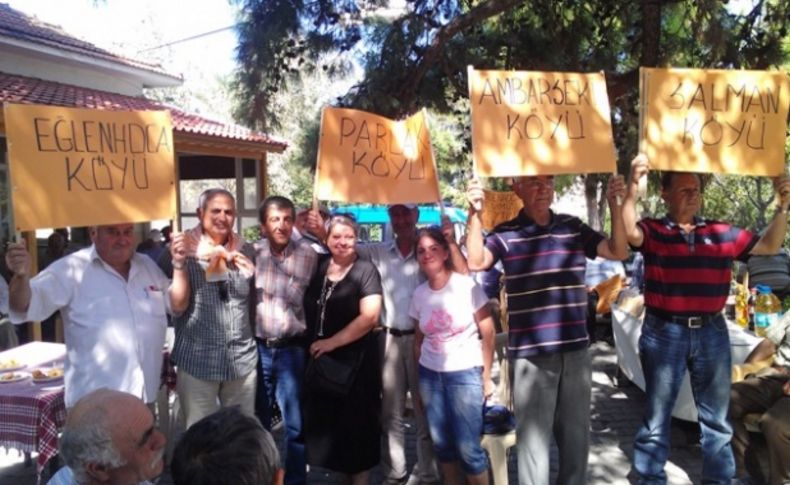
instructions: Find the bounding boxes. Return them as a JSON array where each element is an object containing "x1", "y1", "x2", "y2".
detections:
[{"x1": 233, "y1": 0, "x2": 790, "y2": 232}]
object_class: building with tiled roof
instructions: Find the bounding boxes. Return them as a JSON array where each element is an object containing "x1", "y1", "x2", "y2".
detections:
[{"x1": 0, "y1": 2, "x2": 287, "y2": 243}]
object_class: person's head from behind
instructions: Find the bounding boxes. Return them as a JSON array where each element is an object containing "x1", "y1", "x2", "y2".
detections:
[
  {"x1": 415, "y1": 226, "x2": 454, "y2": 277},
  {"x1": 660, "y1": 171, "x2": 702, "y2": 221},
  {"x1": 171, "y1": 406, "x2": 283, "y2": 485},
  {"x1": 60, "y1": 388, "x2": 166, "y2": 485},
  {"x1": 258, "y1": 196, "x2": 296, "y2": 250}
]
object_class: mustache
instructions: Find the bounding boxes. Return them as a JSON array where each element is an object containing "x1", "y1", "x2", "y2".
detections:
[{"x1": 149, "y1": 447, "x2": 165, "y2": 470}]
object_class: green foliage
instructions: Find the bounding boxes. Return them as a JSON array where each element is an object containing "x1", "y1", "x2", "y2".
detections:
[{"x1": 233, "y1": 0, "x2": 790, "y2": 231}]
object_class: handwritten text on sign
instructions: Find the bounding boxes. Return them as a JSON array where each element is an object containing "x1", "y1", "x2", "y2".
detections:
[
  {"x1": 4, "y1": 104, "x2": 176, "y2": 231},
  {"x1": 468, "y1": 68, "x2": 616, "y2": 177},
  {"x1": 315, "y1": 107, "x2": 440, "y2": 204},
  {"x1": 641, "y1": 67, "x2": 790, "y2": 176}
]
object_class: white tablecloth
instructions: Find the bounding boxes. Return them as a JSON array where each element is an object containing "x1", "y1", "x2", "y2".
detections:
[{"x1": 611, "y1": 304, "x2": 761, "y2": 422}]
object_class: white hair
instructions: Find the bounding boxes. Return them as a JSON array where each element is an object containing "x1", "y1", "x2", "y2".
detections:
[{"x1": 59, "y1": 406, "x2": 126, "y2": 483}]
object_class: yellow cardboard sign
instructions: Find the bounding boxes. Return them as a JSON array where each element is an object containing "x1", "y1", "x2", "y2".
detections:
[
  {"x1": 315, "y1": 107, "x2": 440, "y2": 204},
  {"x1": 640, "y1": 67, "x2": 790, "y2": 176},
  {"x1": 481, "y1": 189, "x2": 523, "y2": 231},
  {"x1": 4, "y1": 104, "x2": 176, "y2": 231},
  {"x1": 468, "y1": 67, "x2": 617, "y2": 177}
]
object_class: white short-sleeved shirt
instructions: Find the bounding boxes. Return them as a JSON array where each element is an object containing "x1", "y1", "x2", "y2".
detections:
[
  {"x1": 359, "y1": 242, "x2": 424, "y2": 330},
  {"x1": 409, "y1": 272, "x2": 488, "y2": 372},
  {"x1": 10, "y1": 246, "x2": 169, "y2": 407},
  {"x1": 767, "y1": 310, "x2": 790, "y2": 368}
]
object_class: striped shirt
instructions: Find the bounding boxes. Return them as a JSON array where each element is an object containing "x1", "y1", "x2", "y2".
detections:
[
  {"x1": 254, "y1": 238, "x2": 318, "y2": 339},
  {"x1": 169, "y1": 243, "x2": 258, "y2": 381},
  {"x1": 486, "y1": 211, "x2": 604, "y2": 358},
  {"x1": 636, "y1": 216, "x2": 758, "y2": 315}
]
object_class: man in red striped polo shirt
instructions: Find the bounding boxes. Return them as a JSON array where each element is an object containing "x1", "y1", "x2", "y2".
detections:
[{"x1": 623, "y1": 154, "x2": 790, "y2": 485}]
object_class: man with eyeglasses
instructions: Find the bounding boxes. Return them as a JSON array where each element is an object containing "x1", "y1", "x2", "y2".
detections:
[
  {"x1": 466, "y1": 174, "x2": 627, "y2": 485},
  {"x1": 6, "y1": 224, "x2": 174, "y2": 409},
  {"x1": 166, "y1": 188, "x2": 258, "y2": 429},
  {"x1": 48, "y1": 388, "x2": 167, "y2": 485}
]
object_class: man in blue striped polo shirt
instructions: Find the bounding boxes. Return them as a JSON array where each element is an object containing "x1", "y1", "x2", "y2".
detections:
[
  {"x1": 623, "y1": 155, "x2": 790, "y2": 484},
  {"x1": 466, "y1": 174, "x2": 627, "y2": 485}
]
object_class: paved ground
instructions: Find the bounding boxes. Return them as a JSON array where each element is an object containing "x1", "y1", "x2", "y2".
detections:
[{"x1": 0, "y1": 340, "x2": 704, "y2": 484}]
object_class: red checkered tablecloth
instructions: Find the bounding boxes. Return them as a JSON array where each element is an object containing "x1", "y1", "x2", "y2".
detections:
[
  {"x1": 0, "y1": 342, "x2": 67, "y2": 474},
  {"x1": 1, "y1": 342, "x2": 177, "y2": 477}
]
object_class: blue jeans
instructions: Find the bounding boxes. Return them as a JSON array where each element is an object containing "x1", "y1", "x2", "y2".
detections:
[
  {"x1": 256, "y1": 343, "x2": 306, "y2": 485},
  {"x1": 418, "y1": 365, "x2": 488, "y2": 476},
  {"x1": 633, "y1": 313, "x2": 734, "y2": 484}
]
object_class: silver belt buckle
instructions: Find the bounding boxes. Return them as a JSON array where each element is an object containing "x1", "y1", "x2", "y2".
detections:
[{"x1": 687, "y1": 316, "x2": 703, "y2": 328}]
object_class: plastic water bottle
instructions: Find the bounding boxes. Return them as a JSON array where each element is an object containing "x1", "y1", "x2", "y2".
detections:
[{"x1": 753, "y1": 284, "x2": 781, "y2": 337}]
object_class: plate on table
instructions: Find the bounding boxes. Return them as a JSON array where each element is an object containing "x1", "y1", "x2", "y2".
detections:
[
  {"x1": 0, "y1": 359, "x2": 26, "y2": 373},
  {"x1": 0, "y1": 371, "x2": 31, "y2": 384},
  {"x1": 31, "y1": 368, "x2": 64, "y2": 383}
]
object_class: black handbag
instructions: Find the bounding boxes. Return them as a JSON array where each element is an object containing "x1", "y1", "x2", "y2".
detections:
[{"x1": 305, "y1": 352, "x2": 362, "y2": 396}]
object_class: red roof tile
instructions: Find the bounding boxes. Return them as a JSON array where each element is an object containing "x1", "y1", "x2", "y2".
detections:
[
  {"x1": 0, "y1": 3, "x2": 179, "y2": 81},
  {"x1": 0, "y1": 72, "x2": 287, "y2": 150}
]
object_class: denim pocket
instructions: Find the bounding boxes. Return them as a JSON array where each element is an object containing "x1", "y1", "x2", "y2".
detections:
[
  {"x1": 644, "y1": 314, "x2": 667, "y2": 332},
  {"x1": 710, "y1": 315, "x2": 727, "y2": 332}
]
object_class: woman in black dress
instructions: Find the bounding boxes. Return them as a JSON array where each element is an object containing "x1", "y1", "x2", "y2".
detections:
[{"x1": 303, "y1": 214, "x2": 383, "y2": 484}]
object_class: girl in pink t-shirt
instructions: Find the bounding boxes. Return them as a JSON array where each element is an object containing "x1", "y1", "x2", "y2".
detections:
[{"x1": 409, "y1": 226, "x2": 495, "y2": 484}]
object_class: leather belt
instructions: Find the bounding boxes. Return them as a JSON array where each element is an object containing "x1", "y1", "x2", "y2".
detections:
[
  {"x1": 382, "y1": 327, "x2": 415, "y2": 337},
  {"x1": 646, "y1": 308, "x2": 719, "y2": 329},
  {"x1": 256, "y1": 335, "x2": 307, "y2": 348}
]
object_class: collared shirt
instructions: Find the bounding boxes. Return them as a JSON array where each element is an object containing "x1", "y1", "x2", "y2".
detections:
[
  {"x1": 767, "y1": 310, "x2": 790, "y2": 368},
  {"x1": 358, "y1": 240, "x2": 424, "y2": 330},
  {"x1": 47, "y1": 466, "x2": 153, "y2": 485},
  {"x1": 169, "y1": 243, "x2": 257, "y2": 381},
  {"x1": 253, "y1": 238, "x2": 318, "y2": 339},
  {"x1": 636, "y1": 215, "x2": 758, "y2": 315},
  {"x1": 485, "y1": 210, "x2": 604, "y2": 358},
  {"x1": 10, "y1": 246, "x2": 169, "y2": 408}
]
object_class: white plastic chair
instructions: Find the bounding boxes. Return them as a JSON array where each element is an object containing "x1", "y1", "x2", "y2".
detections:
[{"x1": 481, "y1": 332, "x2": 516, "y2": 485}]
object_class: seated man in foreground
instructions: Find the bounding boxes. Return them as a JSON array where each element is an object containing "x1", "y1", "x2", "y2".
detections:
[
  {"x1": 48, "y1": 389, "x2": 167, "y2": 485},
  {"x1": 171, "y1": 405, "x2": 283, "y2": 485},
  {"x1": 730, "y1": 311, "x2": 790, "y2": 485}
]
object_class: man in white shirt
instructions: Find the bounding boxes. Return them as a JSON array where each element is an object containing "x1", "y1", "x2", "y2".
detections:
[
  {"x1": 5, "y1": 224, "x2": 182, "y2": 407},
  {"x1": 47, "y1": 388, "x2": 167, "y2": 485}
]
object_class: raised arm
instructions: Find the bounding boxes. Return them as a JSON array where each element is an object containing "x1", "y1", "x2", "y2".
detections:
[
  {"x1": 466, "y1": 179, "x2": 495, "y2": 271},
  {"x1": 167, "y1": 232, "x2": 192, "y2": 314},
  {"x1": 596, "y1": 174, "x2": 628, "y2": 260},
  {"x1": 750, "y1": 176, "x2": 790, "y2": 256},
  {"x1": 5, "y1": 242, "x2": 32, "y2": 313},
  {"x1": 622, "y1": 154, "x2": 649, "y2": 248}
]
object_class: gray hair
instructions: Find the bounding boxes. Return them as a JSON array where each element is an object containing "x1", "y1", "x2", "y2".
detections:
[
  {"x1": 60, "y1": 406, "x2": 126, "y2": 483},
  {"x1": 197, "y1": 188, "x2": 235, "y2": 212}
]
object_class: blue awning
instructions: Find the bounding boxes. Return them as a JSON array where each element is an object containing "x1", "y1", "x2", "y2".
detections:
[{"x1": 334, "y1": 204, "x2": 467, "y2": 224}]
